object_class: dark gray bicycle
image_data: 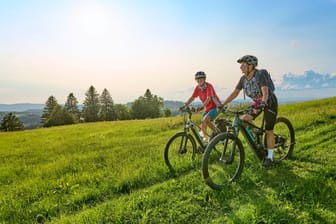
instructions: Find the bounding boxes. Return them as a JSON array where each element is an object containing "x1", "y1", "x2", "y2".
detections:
[
  {"x1": 164, "y1": 106, "x2": 228, "y2": 174},
  {"x1": 202, "y1": 106, "x2": 295, "y2": 190}
]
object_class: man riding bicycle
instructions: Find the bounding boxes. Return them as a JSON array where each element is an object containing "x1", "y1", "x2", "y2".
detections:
[{"x1": 221, "y1": 55, "x2": 278, "y2": 168}]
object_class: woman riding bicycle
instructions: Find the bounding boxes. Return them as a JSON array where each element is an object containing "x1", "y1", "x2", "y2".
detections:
[
  {"x1": 180, "y1": 71, "x2": 222, "y2": 141},
  {"x1": 221, "y1": 55, "x2": 278, "y2": 168}
]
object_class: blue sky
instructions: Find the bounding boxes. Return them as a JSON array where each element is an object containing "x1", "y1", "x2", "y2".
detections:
[{"x1": 1, "y1": 0, "x2": 335, "y2": 104}]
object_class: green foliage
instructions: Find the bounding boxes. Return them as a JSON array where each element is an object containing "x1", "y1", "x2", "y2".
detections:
[
  {"x1": 114, "y1": 104, "x2": 131, "y2": 120},
  {"x1": 82, "y1": 85, "x2": 100, "y2": 122},
  {"x1": 0, "y1": 112, "x2": 24, "y2": 131},
  {"x1": 163, "y1": 108, "x2": 172, "y2": 117},
  {"x1": 64, "y1": 93, "x2": 80, "y2": 121},
  {"x1": 0, "y1": 97, "x2": 335, "y2": 223},
  {"x1": 44, "y1": 105, "x2": 76, "y2": 127},
  {"x1": 131, "y1": 89, "x2": 164, "y2": 119},
  {"x1": 98, "y1": 88, "x2": 116, "y2": 121},
  {"x1": 41, "y1": 95, "x2": 58, "y2": 126}
]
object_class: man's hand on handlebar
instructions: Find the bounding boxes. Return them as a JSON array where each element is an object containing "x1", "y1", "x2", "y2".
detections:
[
  {"x1": 254, "y1": 101, "x2": 268, "y2": 110},
  {"x1": 217, "y1": 104, "x2": 228, "y2": 112},
  {"x1": 178, "y1": 105, "x2": 186, "y2": 111},
  {"x1": 196, "y1": 106, "x2": 204, "y2": 112}
]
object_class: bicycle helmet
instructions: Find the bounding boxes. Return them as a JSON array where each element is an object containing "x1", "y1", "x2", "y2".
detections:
[
  {"x1": 237, "y1": 55, "x2": 258, "y2": 67},
  {"x1": 195, "y1": 71, "x2": 206, "y2": 79}
]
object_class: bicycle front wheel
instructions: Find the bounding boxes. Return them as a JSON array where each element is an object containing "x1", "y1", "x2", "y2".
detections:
[
  {"x1": 272, "y1": 117, "x2": 295, "y2": 162},
  {"x1": 202, "y1": 133, "x2": 245, "y2": 190},
  {"x1": 164, "y1": 132, "x2": 197, "y2": 173}
]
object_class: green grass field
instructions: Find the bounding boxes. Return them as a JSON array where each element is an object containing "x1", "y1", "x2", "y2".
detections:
[{"x1": 1, "y1": 97, "x2": 335, "y2": 224}]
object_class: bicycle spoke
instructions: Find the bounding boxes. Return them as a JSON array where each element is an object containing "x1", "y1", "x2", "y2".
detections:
[
  {"x1": 272, "y1": 117, "x2": 295, "y2": 162},
  {"x1": 164, "y1": 132, "x2": 196, "y2": 173},
  {"x1": 202, "y1": 133, "x2": 244, "y2": 190}
]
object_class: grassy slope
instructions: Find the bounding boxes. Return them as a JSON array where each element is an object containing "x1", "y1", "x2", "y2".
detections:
[{"x1": 0, "y1": 97, "x2": 335, "y2": 224}]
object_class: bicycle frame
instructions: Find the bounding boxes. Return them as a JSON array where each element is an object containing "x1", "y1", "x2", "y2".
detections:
[
  {"x1": 227, "y1": 108, "x2": 267, "y2": 161},
  {"x1": 202, "y1": 106, "x2": 295, "y2": 189},
  {"x1": 182, "y1": 108, "x2": 207, "y2": 149}
]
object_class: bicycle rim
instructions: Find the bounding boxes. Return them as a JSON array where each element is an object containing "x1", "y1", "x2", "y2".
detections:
[
  {"x1": 272, "y1": 117, "x2": 295, "y2": 162},
  {"x1": 202, "y1": 133, "x2": 244, "y2": 190},
  {"x1": 164, "y1": 132, "x2": 196, "y2": 173}
]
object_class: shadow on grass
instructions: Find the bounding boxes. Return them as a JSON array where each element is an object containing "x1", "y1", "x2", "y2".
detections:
[{"x1": 206, "y1": 160, "x2": 336, "y2": 223}]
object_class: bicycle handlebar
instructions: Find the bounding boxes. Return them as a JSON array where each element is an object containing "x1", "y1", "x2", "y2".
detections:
[
  {"x1": 179, "y1": 106, "x2": 197, "y2": 114},
  {"x1": 218, "y1": 105, "x2": 265, "y2": 116}
]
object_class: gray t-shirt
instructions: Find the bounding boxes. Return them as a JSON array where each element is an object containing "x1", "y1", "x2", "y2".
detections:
[{"x1": 235, "y1": 71, "x2": 267, "y2": 101}]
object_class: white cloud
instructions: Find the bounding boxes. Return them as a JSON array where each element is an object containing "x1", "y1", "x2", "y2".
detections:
[{"x1": 277, "y1": 70, "x2": 336, "y2": 90}]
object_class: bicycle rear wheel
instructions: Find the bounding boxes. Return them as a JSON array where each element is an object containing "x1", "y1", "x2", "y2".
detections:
[
  {"x1": 202, "y1": 133, "x2": 245, "y2": 190},
  {"x1": 164, "y1": 132, "x2": 197, "y2": 173},
  {"x1": 272, "y1": 117, "x2": 295, "y2": 162}
]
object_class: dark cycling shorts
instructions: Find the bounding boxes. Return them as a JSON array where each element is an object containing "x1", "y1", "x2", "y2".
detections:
[{"x1": 248, "y1": 95, "x2": 278, "y2": 130}]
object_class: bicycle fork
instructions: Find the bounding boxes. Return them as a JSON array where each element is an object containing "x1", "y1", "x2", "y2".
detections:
[
  {"x1": 178, "y1": 129, "x2": 189, "y2": 155},
  {"x1": 219, "y1": 137, "x2": 236, "y2": 164}
]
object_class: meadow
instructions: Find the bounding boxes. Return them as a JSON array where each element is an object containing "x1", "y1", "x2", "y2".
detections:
[{"x1": 0, "y1": 97, "x2": 335, "y2": 224}]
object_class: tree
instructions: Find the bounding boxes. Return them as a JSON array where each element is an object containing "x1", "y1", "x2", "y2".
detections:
[
  {"x1": 64, "y1": 93, "x2": 80, "y2": 122},
  {"x1": 41, "y1": 95, "x2": 58, "y2": 127},
  {"x1": 82, "y1": 85, "x2": 99, "y2": 122},
  {"x1": 98, "y1": 88, "x2": 115, "y2": 121},
  {"x1": 163, "y1": 108, "x2": 172, "y2": 117},
  {"x1": 131, "y1": 89, "x2": 164, "y2": 119},
  {"x1": 44, "y1": 105, "x2": 75, "y2": 127},
  {"x1": 114, "y1": 104, "x2": 131, "y2": 120},
  {"x1": 0, "y1": 112, "x2": 24, "y2": 131}
]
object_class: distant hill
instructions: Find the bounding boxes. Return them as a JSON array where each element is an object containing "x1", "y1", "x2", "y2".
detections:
[{"x1": 0, "y1": 103, "x2": 44, "y2": 112}]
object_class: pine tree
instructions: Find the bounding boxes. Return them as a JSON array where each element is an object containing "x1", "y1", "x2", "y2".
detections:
[
  {"x1": 131, "y1": 89, "x2": 164, "y2": 119},
  {"x1": 98, "y1": 88, "x2": 115, "y2": 121},
  {"x1": 41, "y1": 95, "x2": 58, "y2": 127},
  {"x1": 163, "y1": 108, "x2": 172, "y2": 117},
  {"x1": 82, "y1": 85, "x2": 100, "y2": 122},
  {"x1": 0, "y1": 112, "x2": 24, "y2": 131},
  {"x1": 44, "y1": 105, "x2": 75, "y2": 127},
  {"x1": 114, "y1": 104, "x2": 131, "y2": 120},
  {"x1": 64, "y1": 93, "x2": 80, "y2": 122}
]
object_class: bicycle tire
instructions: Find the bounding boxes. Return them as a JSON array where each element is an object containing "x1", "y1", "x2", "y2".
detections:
[
  {"x1": 270, "y1": 117, "x2": 295, "y2": 162},
  {"x1": 164, "y1": 132, "x2": 197, "y2": 173},
  {"x1": 202, "y1": 132, "x2": 245, "y2": 190}
]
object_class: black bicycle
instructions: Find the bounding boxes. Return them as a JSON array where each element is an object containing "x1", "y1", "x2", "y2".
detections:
[
  {"x1": 164, "y1": 106, "x2": 229, "y2": 174},
  {"x1": 202, "y1": 106, "x2": 295, "y2": 190}
]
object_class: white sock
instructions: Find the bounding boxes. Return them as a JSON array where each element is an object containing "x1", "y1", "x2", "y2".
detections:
[{"x1": 267, "y1": 149, "x2": 273, "y2": 160}]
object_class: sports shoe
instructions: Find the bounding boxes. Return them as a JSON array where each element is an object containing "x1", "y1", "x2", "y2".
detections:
[
  {"x1": 199, "y1": 131, "x2": 205, "y2": 138},
  {"x1": 262, "y1": 158, "x2": 274, "y2": 169}
]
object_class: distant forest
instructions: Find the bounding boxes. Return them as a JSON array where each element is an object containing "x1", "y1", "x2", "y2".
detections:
[{"x1": 0, "y1": 87, "x2": 186, "y2": 130}]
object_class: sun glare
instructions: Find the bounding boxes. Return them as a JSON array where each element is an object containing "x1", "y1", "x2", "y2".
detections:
[{"x1": 70, "y1": 2, "x2": 111, "y2": 38}]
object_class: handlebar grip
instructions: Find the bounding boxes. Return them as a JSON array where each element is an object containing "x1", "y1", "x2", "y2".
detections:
[
  {"x1": 217, "y1": 105, "x2": 228, "y2": 112},
  {"x1": 190, "y1": 107, "x2": 197, "y2": 113}
]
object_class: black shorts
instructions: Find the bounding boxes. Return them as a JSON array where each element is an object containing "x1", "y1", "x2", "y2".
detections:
[{"x1": 248, "y1": 95, "x2": 278, "y2": 130}]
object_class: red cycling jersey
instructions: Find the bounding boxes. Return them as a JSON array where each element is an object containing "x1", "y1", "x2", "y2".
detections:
[{"x1": 192, "y1": 82, "x2": 221, "y2": 112}]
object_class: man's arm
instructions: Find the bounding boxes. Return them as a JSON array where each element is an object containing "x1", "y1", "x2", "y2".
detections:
[{"x1": 223, "y1": 89, "x2": 241, "y2": 106}]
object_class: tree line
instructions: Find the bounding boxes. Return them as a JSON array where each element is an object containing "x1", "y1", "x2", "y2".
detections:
[
  {"x1": 40, "y1": 86, "x2": 170, "y2": 127},
  {"x1": 0, "y1": 86, "x2": 171, "y2": 131},
  {"x1": 41, "y1": 86, "x2": 171, "y2": 127}
]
